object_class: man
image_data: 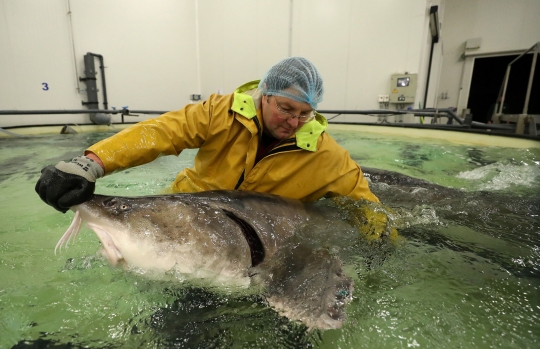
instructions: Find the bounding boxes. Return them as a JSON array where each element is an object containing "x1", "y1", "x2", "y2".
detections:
[{"x1": 36, "y1": 57, "x2": 379, "y2": 213}]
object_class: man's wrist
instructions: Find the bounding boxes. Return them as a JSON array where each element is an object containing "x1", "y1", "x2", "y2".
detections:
[
  {"x1": 84, "y1": 151, "x2": 105, "y2": 172},
  {"x1": 55, "y1": 155, "x2": 104, "y2": 182}
]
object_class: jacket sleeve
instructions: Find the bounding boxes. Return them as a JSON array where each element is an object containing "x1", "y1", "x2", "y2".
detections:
[
  {"x1": 304, "y1": 134, "x2": 380, "y2": 203},
  {"x1": 316, "y1": 157, "x2": 379, "y2": 203},
  {"x1": 340, "y1": 163, "x2": 380, "y2": 203},
  {"x1": 86, "y1": 95, "x2": 221, "y2": 174}
]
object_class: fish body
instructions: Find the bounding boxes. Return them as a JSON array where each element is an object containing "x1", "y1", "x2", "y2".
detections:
[{"x1": 57, "y1": 190, "x2": 356, "y2": 329}]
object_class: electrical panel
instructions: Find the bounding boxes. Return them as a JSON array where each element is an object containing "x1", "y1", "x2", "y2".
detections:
[{"x1": 389, "y1": 73, "x2": 417, "y2": 103}]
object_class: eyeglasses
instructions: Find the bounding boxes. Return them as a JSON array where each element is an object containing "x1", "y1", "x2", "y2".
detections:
[{"x1": 271, "y1": 96, "x2": 315, "y2": 123}]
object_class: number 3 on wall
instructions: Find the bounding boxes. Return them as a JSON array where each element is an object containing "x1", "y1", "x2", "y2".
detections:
[{"x1": 42, "y1": 82, "x2": 49, "y2": 91}]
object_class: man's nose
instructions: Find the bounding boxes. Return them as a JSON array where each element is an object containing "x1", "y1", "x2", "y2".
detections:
[{"x1": 286, "y1": 116, "x2": 299, "y2": 127}]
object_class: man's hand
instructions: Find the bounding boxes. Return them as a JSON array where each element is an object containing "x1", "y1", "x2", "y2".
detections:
[{"x1": 35, "y1": 155, "x2": 104, "y2": 213}]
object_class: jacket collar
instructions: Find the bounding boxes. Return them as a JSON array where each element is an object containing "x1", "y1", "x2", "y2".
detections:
[{"x1": 231, "y1": 80, "x2": 327, "y2": 152}]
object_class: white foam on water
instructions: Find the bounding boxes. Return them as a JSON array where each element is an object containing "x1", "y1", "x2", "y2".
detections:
[
  {"x1": 391, "y1": 205, "x2": 443, "y2": 229},
  {"x1": 456, "y1": 162, "x2": 540, "y2": 191}
]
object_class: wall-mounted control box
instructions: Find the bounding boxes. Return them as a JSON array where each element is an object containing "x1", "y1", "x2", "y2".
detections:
[{"x1": 389, "y1": 73, "x2": 417, "y2": 103}]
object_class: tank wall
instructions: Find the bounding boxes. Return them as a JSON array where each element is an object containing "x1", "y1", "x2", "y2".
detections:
[
  {"x1": 0, "y1": 0, "x2": 198, "y2": 127},
  {"x1": 1, "y1": 0, "x2": 437, "y2": 127}
]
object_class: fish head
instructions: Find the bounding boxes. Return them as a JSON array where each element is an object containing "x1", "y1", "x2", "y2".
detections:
[{"x1": 72, "y1": 194, "x2": 253, "y2": 280}]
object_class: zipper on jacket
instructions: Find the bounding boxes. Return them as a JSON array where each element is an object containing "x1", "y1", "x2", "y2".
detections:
[
  {"x1": 234, "y1": 170, "x2": 245, "y2": 190},
  {"x1": 235, "y1": 114, "x2": 261, "y2": 189}
]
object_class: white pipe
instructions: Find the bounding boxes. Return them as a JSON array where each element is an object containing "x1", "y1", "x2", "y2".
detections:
[
  {"x1": 288, "y1": 0, "x2": 293, "y2": 57},
  {"x1": 195, "y1": 0, "x2": 202, "y2": 96},
  {"x1": 66, "y1": 0, "x2": 80, "y2": 92}
]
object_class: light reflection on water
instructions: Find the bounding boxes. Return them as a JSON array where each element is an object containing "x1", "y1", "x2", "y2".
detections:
[{"x1": 0, "y1": 131, "x2": 539, "y2": 348}]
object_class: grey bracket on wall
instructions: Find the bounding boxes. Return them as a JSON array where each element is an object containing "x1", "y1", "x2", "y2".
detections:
[{"x1": 79, "y1": 52, "x2": 110, "y2": 125}]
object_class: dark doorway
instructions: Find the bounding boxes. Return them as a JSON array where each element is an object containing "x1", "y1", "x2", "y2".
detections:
[{"x1": 467, "y1": 53, "x2": 539, "y2": 124}]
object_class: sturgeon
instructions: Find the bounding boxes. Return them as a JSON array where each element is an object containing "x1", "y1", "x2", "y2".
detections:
[{"x1": 56, "y1": 190, "x2": 359, "y2": 330}]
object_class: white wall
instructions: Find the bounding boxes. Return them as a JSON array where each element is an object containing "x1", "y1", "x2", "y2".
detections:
[
  {"x1": 197, "y1": 0, "x2": 291, "y2": 99},
  {"x1": 0, "y1": 0, "x2": 199, "y2": 127},
  {"x1": 0, "y1": 0, "x2": 437, "y2": 127},
  {"x1": 292, "y1": 0, "x2": 429, "y2": 111},
  {"x1": 197, "y1": 0, "x2": 432, "y2": 112},
  {"x1": 434, "y1": 0, "x2": 540, "y2": 116},
  {"x1": 0, "y1": 0, "x2": 80, "y2": 122},
  {"x1": 69, "y1": 0, "x2": 199, "y2": 112}
]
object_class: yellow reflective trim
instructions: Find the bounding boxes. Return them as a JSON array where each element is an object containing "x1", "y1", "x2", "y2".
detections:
[
  {"x1": 295, "y1": 113, "x2": 327, "y2": 152},
  {"x1": 235, "y1": 80, "x2": 260, "y2": 93},
  {"x1": 231, "y1": 92, "x2": 257, "y2": 119},
  {"x1": 231, "y1": 80, "x2": 260, "y2": 119},
  {"x1": 232, "y1": 79, "x2": 327, "y2": 151}
]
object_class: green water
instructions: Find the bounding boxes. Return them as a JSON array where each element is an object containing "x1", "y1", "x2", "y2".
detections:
[
  {"x1": 330, "y1": 130, "x2": 540, "y2": 193},
  {"x1": 0, "y1": 130, "x2": 539, "y2": 348}
]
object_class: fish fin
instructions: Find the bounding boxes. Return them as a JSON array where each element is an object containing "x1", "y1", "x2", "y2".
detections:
[{"x1": 252, "y1": 244, "x2": 353, "y2": 330}]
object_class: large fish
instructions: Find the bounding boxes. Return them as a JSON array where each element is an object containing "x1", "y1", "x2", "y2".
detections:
[{"x1": 55, "y1": 190, "x2": 363, "y2": 330}]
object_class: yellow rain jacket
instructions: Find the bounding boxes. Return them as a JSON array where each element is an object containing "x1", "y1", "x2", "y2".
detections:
[{"x1": 87, "y1": 80, "x2": 379, "y2": 203}]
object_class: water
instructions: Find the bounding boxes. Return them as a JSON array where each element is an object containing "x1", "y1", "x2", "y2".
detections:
[{"x1": 0, "y1": 130, "x2": 539, "y2": 348}]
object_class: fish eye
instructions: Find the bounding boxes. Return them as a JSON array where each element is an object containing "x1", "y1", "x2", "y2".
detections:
[{"x1": 119, "y1": 204, "x2": 129, "y2": 211}]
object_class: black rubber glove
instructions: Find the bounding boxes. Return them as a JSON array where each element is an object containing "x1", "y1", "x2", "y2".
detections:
[{"x1": 35, "y1": 156, "x2": 104, "y2": 213}]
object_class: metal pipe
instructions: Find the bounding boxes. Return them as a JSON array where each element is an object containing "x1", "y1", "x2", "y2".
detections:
[
  {"x1": 66, "y1": 0, "x2": 80, "y2": 92},
  {"x1": 492, "y1": 42, "x2": 539, "y2": 119},
  {"x1": 319, "y1": 109, "x2": 445, "y2": 115},
  {"x1": 0, "y1": 109, "x2": 166, "y2": 115},
  {"x1": 288, "y1": 0, "x2": 293, "y2": 57},
  {"x1": 508, "y1": 42, "x2": 538, "y2": 66},
  {"x1": 470, "y1": 121, "x2": 516, "y2": 130},
  {"x1": 319, "y1": 108, "x2": 464, "y2": 125},
  {"x1": 0, "y1": 108, "x2": 463, "y2": 124},
  {"x1": 498, "y1": 66, "x2": 511, "y2": 115},
  {"x1": 87, "y1": 53, "x2": 108, "y2": 110},
  {"x1": 423, "y1": 39, "x2": 436, "y2": 108},
  {"x1": 522, "y1": 43, "x2": 538, "y2": 115},
  {"x1": 417, "y1": 108, "x2": 464, "y2": 125},
  {"x1": 493, "y1": 72, "x2": 506, "y2": 120},
  {"x1": 423, "y1": 5, "x2": 440, "y2": 109},
  {"x1": 328, "y1": 121, "x2": 469, "y2": 132},
  {"x1": 0, "y1": 108, "x2": 464, "y2": 128}
]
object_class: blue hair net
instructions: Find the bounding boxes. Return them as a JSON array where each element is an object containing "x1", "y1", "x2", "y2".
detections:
[{"x1": 258, "y1": 57, "x2": 324, "y2": 109}]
